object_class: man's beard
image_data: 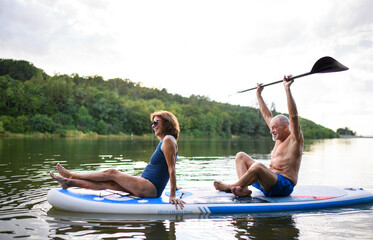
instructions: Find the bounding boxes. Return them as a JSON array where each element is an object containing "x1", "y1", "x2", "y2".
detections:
[{"x1": 272, "y1": 133, "x2": 278, "y2": 141}]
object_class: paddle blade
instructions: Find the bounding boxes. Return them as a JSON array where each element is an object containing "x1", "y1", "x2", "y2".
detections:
[{"x1": 310, "y1": 56, "x2": 349, "y2": 74}]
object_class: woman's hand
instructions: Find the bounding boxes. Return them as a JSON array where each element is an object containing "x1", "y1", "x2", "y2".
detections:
[{"x1": 169, "y1": 196, "x2": 185, "y2": 210}]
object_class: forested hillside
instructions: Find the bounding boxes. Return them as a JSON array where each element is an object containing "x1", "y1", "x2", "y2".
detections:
[{"x1": 0, "y1": 59, "x2": 338, "y2": 138}]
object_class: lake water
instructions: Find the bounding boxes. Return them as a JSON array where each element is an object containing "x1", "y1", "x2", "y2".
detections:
[{"x1": 0, "y1": 137, "x2": 373, "y2": 239}]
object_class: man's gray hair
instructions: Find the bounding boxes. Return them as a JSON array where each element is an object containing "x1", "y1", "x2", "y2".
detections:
[{"x1": 274, "y1": 115, "x2": 290, "y2": 130}]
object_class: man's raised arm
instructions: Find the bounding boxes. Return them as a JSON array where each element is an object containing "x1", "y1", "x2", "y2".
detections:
[
  {"x1": 283, "y1": 76, "x2": 303, "y2": 141},
  {"x1": 256, "y1": 83, "x2": 273, "y2": 127}
]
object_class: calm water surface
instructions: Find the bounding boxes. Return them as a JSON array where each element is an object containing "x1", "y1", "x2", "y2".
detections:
[{"x1": 0, "y1": 137, "x2": 372, "y2": 239}]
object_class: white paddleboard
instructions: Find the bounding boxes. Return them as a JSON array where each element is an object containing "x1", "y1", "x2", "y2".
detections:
[{"x1": 47, "y1": 185, "x2": 373, "y2": 214}]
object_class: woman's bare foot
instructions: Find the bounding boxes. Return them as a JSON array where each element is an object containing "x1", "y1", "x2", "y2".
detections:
[
  {"x1": 56, "y1": 163, "x2": 73, "y2": 178},
  {"x1": 214, "y1": 181, "x2": 232, "y2": 192},
  {"x1": 231, "y1": 186, "x2": 252, "y2": 197},
  {"x1": 50, "y1": 171, "x2": 70, "y2": 189}
]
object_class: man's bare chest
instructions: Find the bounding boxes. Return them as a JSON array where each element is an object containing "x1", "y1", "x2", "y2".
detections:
[{"x1": 271, "y1": 142, "x2": 288, "y2": 159}]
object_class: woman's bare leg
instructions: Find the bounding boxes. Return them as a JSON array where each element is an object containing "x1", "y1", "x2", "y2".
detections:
[
  {"x1": 56, "y1": 163, "x2": 73, "y2": 178},
  {"x1": 57, "y1": 163, "x2": 106, "y2": 180},
  {"x1": 53, "y1": 164, "x2": 157, "y2": 197},
  {"x1": 57, "y1": 163, "x2": 131, "y2": 183},
  {"x1": 50, "y1": 172, "x2": 124, "y2": 191}
]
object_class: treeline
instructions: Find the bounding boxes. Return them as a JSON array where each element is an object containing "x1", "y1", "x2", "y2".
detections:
[
  {"x1": 0, "y1": 59, "x2": 338, "y2": 139},
  {"x1": 337, "y1": 127, "x2": 356, "y2": 136}
]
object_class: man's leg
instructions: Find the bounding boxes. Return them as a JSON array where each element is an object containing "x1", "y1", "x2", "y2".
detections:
[
  {"x1": 235, "y1": 152, "x2": 255, "y2": 178},
  {"x1": 214, "y1": 152, "x2": 255, "y2": 191},
  {"x1": 231, "y1": 162, "x2": 278, "y2": 197}
]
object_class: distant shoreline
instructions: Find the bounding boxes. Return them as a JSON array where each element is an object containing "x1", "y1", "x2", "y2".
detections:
[
  {"x1": 339, "y1": 135, "x2": 373, "y2": 139},
  {"x1": 2, "y1": 131, "x2": 371, "y2": 139}
]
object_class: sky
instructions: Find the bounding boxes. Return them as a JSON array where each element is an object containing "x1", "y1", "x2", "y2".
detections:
[{"x1": 1, "y1": 0, "x2": 373, "y2": 136}]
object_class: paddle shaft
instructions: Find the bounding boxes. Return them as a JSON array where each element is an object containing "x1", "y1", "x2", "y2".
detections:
[
  {"x1": 234, "y1": 56, "x2": 348, "y2": 95},
  {"x1": 237, "y1": 72, "x2": 311, "y2": 93}
]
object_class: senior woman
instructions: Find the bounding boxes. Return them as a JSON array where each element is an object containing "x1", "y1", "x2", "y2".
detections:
[{"x1": 50, "y1": 110, "x2": 184, "y2": 209}]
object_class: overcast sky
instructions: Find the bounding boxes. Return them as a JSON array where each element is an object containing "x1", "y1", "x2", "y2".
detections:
[{"x1": 1, "y1": 0, "x2": 373, "y2": 136}]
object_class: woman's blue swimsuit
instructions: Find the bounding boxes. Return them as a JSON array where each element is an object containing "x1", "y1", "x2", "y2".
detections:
[{"x1": 141, "y1": 140, "x2": 176, "y2": 197}]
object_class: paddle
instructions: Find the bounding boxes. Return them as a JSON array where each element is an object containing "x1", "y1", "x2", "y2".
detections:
[{"x1": 235, "y1": 56, "x2": 349, "y2": 94}]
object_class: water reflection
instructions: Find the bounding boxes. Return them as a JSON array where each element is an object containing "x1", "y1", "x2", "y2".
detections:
[
  {"x1": 47, "y1": 210, "x2": 183, "y2": 239},
  {"x1": 46, "y1": 208, "x2": 301, "y2": 240},
  {"x1": 230, "y1": 214, "x2": 299, "y2": 239}
]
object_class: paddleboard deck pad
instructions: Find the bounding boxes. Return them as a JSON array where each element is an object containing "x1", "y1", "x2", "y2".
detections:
[{"x1": 47, "y1": 185, "x2": 373, "y2": 214}]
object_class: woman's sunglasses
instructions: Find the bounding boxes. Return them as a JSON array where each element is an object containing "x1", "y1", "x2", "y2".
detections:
[{"x1": 151, "y1": 119, "x2": 164, "y2": 127}]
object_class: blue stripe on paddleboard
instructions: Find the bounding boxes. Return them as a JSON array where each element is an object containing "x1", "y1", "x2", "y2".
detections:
[
  {"x1": 207, "y1": 195, "x2": 373, "y2": 213},
  {"x1": 203, "y1": 207, "x2": 210, "y2": 214}
]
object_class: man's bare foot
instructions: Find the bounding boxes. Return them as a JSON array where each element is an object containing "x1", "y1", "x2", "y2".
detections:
[
  {"x1": 50, "y1": 171, "x2": 70, "y2": 189},
  {"x1": 214, "y1": 181, "x2": 232, "y2": 192},
  {"x1": 56, "y1": 163, "x2": 73, "y2": 178},
  {"x1": 231, "y1": 186, "x2": 252, "y2": 197}
]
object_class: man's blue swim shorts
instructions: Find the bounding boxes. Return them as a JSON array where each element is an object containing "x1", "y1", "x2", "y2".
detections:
[{"x1": 253, "y1": 173, "x2": 295, "y2": 197}]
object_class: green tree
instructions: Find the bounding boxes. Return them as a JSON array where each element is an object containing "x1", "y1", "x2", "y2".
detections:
[
  {"x1": 0, "y1": 75, "x2": 12, "y2": 113},
  {"x1": 14, "y1": 115, "x2": 30, "y2": 133},
  {"x1": 30, "y1": 114, "x2": 55, "y2": 132},
  {"x1": 239, "y1": 111, "x2": 259, "y2": 136},
  {"x1": 0, "y1": 116, "x2": 14, "y2": 132},
  {"x1": 337, "y1": 127, "x2": 356, "y2": 136},
  {"x1": 0, "y1": 121, "x2": 4, "y2": 135},
  {"x1": 91, "y1": 95, "x2": 111, "y2": 121},
  {"x1": 53, "y1": 112, "x2": 75, "y2": 127},
  {"x1": 0, "y1": 59, "x2": 38, "y2": 82},
  {"x1": 30, "y1": 69, "x2": 45, "y2": 83},
  {"x1": 76, "y1": 106, "x2": 95, "y2": 133},
  {"x1": 96, "y1": 119, "x2": 108, "y2": 135},
  {"x1": 4, "y1": 78, "x2": 25, "y2": 115}
]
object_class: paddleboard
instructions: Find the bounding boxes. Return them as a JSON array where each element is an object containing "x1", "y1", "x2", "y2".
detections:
[{"x1": 47, "y1": 185, "x2": 373, "y2": 214}]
